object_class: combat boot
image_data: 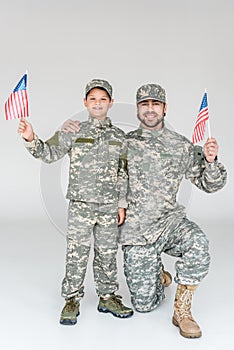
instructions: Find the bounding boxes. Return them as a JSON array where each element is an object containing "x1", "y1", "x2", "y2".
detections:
[
  {"x1": 60, "y1": 297, "x2": 80, "y2": 325},
  {"x1": 172, "y1": 284, "x2": 202, "y2": 338},
  {"x1": 160, "y1": 264, "x2": 172, "y2": 287},
  {"x1": 98, "y1": 294, "x2": 134, "y2": 318}
]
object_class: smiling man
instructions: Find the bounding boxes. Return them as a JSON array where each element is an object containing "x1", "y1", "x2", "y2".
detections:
[{"x1": 119, "y1": 83, "x2": 227, "y2": 338}]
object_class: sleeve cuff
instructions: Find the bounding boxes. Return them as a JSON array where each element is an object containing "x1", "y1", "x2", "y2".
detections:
[
  {"x1": 23, "y1": 134, "x2": 38, "y2": 148},
  {"x1": 118, "y1": 198, "x2": 128, "y2": 209}
]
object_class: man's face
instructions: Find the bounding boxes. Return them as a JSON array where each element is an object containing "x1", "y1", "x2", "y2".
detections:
[
  {"x1": 84, "y1": 88, "x2": 113, "y2": 120},
  {"x1": 137, "y1": 99, "x2": 167, "y2": 130}
]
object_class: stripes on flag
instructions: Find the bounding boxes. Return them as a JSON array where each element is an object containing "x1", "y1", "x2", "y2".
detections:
[
  {"x1": 5, "y1": 74, "x2": 29, "y2": 120},
  {"x1": 192, "y1": 92, "x2": 209, "y2": 144}
]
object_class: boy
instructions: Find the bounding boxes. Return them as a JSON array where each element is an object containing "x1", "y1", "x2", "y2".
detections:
[{"x1": 18, "y1": 79, "x2": 133, "y2": 325}]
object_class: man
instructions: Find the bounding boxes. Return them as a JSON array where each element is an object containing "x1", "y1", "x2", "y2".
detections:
[{"x1": 62, "y1": 83, "x2": 227, "y2": 338}]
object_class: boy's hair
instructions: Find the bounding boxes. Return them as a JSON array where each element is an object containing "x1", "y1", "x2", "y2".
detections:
[{"x1": 85, "y1": 79, "x2": 113, "y2": 100}]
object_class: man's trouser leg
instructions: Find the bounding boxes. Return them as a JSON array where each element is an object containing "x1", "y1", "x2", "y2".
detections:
[
  {"x1": 163, "y1": 217, "x2": 210, "y2": 338},
  {"x1": 163, "y1": 217, "x2": 210, "y2": 286},
  {"x1": 122, "y1": 244, "x2": 164, "y2": 312},
  {"x1": 122, "y1": 216, "x2": 210, "y2": 314}
]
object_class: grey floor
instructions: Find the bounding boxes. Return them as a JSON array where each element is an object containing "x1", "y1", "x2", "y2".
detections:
[{"x1": 1, "y1": 219, "x2": 233, "y2": 350}]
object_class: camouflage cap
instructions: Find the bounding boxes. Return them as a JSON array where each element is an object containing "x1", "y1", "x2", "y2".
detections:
[
  {"x1": 136, "y1": 84, "x2": 166, "y2": 104},
  {"x1": 85, "y1": 79, "x2": 113, "y2": 98}
]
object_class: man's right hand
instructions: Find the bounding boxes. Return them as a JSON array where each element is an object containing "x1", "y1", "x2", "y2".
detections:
[
  {"x1": 61, "y1": 119, "x2": 81, "y2": 133},
  {"x1": 18, "y1": 118, "x2": 34, "y2": 142}
]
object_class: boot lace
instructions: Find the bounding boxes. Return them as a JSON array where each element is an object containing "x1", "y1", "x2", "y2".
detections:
[{"x1": 176, "y1": 289, "x2": 194, "y2": 321}]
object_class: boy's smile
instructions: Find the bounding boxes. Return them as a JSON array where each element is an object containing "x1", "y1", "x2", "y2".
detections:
[{"x1": 84, "y1": 88, "x2": 113, "y2": 120}]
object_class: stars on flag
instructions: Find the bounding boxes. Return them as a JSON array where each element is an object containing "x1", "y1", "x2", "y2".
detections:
[{"x1": 5, "y1": 73, "x2": 29, "y2": 121}]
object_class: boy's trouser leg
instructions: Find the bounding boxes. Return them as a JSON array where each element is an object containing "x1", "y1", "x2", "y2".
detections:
[
  {"x1": 61, "y1": 201, "x2": 96, "y2": 299},
  {"x1": 122, "y1": 244, "x2": 164, "y2": 312},
  {"x1": 93, "y1": 203, "x2": 119, "y2": 296}
]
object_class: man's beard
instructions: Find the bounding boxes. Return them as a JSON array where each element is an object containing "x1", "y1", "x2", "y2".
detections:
[{"x1": 137, "y1": 111, "x2": 165, "y2": 129}]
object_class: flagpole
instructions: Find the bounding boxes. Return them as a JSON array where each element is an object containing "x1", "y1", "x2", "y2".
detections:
[{"x1": 205, "y1": 88, "x2": 211, "y2": 139}]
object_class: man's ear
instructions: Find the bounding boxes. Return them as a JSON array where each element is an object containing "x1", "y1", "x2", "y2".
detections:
[
  {"x1": 164, "y1": 103, "x2": 167, "y2": 116},
  {"x1": 84, "y1": 98, "x2": 87, "y2": 107}
]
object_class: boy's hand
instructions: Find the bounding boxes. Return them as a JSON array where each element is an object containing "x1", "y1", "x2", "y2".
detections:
[
  {"x1": 203, "y1": 137, "x2": 218, "y2": 163},
  {"x1": 61, "y1": 119, "x2": 80, "y2": 133},
  {"x1": 118, "y1": 208, "x2": 126, "y2": 225},
  {"x1": 18, "y1": 118, "x2": 34, "y2": 142}
]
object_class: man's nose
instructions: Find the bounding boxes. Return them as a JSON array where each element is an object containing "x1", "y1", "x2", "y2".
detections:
[{"x1": 147, "y1": 103, "x2": 154, "y2": 111}]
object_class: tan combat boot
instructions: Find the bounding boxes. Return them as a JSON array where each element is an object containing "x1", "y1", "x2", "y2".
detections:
[
  {"x1": 160, "y1": 264, "x2": 172, "y2": 287},
  {"x1": 172, "y1": 284, "x2": 202, "y2": 338}
]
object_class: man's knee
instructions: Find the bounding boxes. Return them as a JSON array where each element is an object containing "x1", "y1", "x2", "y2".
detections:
[{"x1": 131, "y1": 295, "x2": 164, "y2": 313}]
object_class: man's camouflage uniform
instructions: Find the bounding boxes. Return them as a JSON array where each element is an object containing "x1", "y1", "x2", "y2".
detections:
[
  {"x1": 119, "y1": 126, "x2": 227, "y2": 312},
  {"x1": 24, "y1": 116, "x2": 128, "y2": 300}
]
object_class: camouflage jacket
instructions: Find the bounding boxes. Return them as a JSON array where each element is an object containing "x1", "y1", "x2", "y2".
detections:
[
  {"x1": 119, "y1": 126, "x2": 227, "y2": 245},
  {"x1": 24, "y1": 116, "x2": 128, "y2": 207}
]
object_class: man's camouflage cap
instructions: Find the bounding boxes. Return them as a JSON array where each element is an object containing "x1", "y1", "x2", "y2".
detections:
[
  {"x1": 85, "y1": 79, "x2": 113, "y2": 98},
  {"x1": 136, "y1": 83, "x2": 166, "y2": 104}
]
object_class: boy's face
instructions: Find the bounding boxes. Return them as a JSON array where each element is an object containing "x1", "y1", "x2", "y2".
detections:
[{"x1": 84, "y1": 88, "x2": 113, "y2": 120}]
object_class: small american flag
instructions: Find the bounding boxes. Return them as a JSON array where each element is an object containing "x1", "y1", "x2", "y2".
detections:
[
  {"x1": 192, "y1": 92, "x2": 209, "y2": 144},
  {"x1": 5, "y1": 73, "x2": 29, "y2": 120}
]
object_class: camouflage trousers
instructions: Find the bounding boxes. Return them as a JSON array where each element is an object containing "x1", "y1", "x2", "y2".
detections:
[
  {"x1": 122, "y1": 217, "x2": 210, "y2": 312},
  {"x1": 61, "y1": 200, "x2": 119, "y2": 300}
]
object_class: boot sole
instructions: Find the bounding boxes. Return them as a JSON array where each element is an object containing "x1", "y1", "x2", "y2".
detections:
[
  {"x1": 97, "y1": 306, "x2": 133, "y2": 318},
  {"x1": 172, "y1": 316, "x2": 202, "y2": 338},
  {"x1": 60, "y1": 312, "x2": 80, "y2": 326}
]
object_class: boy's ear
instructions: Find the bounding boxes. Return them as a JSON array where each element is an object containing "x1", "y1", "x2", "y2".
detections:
[{"x1": 109, "y1": 98, "x2": 114, "y2": 108}]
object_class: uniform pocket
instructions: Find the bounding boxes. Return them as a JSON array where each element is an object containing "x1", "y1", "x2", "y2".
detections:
[{"x1": 108, "y1": 141, "x2": 122, "y2": 159}]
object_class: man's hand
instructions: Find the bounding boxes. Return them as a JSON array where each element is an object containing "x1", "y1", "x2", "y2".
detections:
[
  {"x1": 61, "y1": 119, "x2": 80, "y2": 133},
  {"x1": 203, "y1": 137, "x2": 218, "y2": 163},
  {"x1": 118, "y1": 208, "x2": 126, "y2": 225},
  {"x1": 18, "y1": 118, "x2": 34, "y2": 142}
]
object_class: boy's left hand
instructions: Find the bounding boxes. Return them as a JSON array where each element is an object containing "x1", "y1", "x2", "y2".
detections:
[{"x1": 118, "y1": 208, "x2": 126, "y2": 225}]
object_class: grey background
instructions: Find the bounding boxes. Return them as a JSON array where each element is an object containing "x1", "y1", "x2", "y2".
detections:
[{"x1": 0, "y1": 1, "x2": 233, "y2": 349}]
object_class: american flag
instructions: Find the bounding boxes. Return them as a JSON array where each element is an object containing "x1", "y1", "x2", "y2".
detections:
[
  {"x1": 5, "y1": 73, "x2": 29, "y2": 120},
  {"x1": 192, "y1": 92, "x2": 209, "y2": 144}
]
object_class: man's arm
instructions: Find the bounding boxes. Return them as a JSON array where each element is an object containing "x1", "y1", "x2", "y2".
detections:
[
  {"x1": 186, "y1": 137, "x2": 227, "y2": 193},
  {"x1": 61, "y1": 119, "x2": 80, "y2": 133}
]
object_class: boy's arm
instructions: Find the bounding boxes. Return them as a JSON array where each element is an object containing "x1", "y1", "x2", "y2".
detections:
[
  {"x1": 18, "y1": 119, "x2": 73, "y2": 163},
  {"x1": 117, "y1": 139, "x2": 128, "y2": 209}
]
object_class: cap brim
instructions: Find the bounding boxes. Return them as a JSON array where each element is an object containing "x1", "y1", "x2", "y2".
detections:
[
  {"x1": 137, "y1": 97, "x2": 166, "y2": 104},
  {"x1": 86, "y1": 85, "x2": 112, "y2": 97}
]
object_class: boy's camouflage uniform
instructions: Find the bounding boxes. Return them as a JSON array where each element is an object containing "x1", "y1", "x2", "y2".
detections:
[
  {"x1": 25, "y1": 116, "x2": 128, "y2": 300},
  {"x1": 119, "y1": 126, "x2": 227, "y2": 312}
]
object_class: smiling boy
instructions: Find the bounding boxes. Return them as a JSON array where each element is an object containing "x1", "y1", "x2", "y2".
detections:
[{"x1": 18, "y1": 79, "x2": 133, "y2": 325}]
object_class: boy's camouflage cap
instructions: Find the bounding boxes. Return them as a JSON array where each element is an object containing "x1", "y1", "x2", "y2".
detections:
[
  {"x1": 85, "y1": 79, "x2": 113, "y2": 98},
  {"x1": 136, "y1": 84, "x2": 166, "y2": 104}
]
